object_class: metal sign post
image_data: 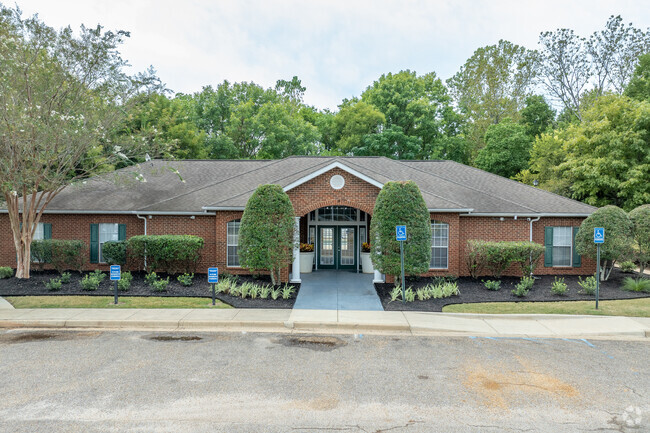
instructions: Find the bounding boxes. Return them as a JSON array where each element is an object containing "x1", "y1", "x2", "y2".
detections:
[
  {"x1": 594, "y1": 228, "x2": 604, "y2": 310},
  {"x1": 208, "y1": 267, "x2": 219, "y2": 306},
  {"x1": 396, "y1": 226, "x2": 407, "y2": 303},
  {"x1": 110, "y1": 265, "x2": 121, "y2": 305}
]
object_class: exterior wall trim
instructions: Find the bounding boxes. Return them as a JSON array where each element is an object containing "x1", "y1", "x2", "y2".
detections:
[
  {"x1": 460, "y1": 213, "x2": 592, "y2": 217},
  {"x1": 282, "y1": 162, "x2": 384, "y2": 191},
  {"x1": 0, "y1": 210, "x2": 215, "y2": 216}
]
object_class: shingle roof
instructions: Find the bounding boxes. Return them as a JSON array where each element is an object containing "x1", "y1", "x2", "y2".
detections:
[{"x1": 25, "y1": 157, "x2": 596, "y2": 216}]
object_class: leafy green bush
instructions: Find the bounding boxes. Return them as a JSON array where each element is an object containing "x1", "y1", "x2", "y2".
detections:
[
  {"x1": 466, "y1": 240, "x2": 487, "y2": 278},
  {"x1": 239, "y1": 184, "x2": 295, "y2": 286},
  {"x1": 619, "y1": 261, "x2": 636, "y2": 273},
  {"x1": 249, "y1": 284, "x2": 260, "y2": 299},
  {"x1": 576, "y1": 206, "x2": 634, "y2": 281},
  {"x1": 259, "y1": 285, "x2": 271, "y2": 299},
  {"x1": 622, "y1": 277, "x2": 650, "y2": 293},
  {"x1": 91, "y1": 269, "x2": 106, "y2": 282},
  {"x1": 177, "y1": 273, "x2": 194, "y2": 287},
  {"x1": 404, "y1": 288, "x2": 416, "y2": 302},
  {"x1": 551, "y1": 277, "x2": 568, "y2": 295},
  {"x1": 31, "y1": 240, "x2": 87, "y2": 273},
  {"x1": 145, "y1": 272, "x2": 158, "y2": 286},
  {"x1": 370, "y1": 181, "x2": 431, "y2": 278},
  {"x1": 270, "y1": 287, "x2": 281, "y2": 300},
  {"x1": 102, "y1": 240, "x2": 127, "y2": 265},
  {"x1": 0, "y1": 267, "x2": 13, "y2": 279},
  {"x1": 389, "y1": 285, "x2": 402, "y2": 302},
  {"x1": 80, "y1": 274, "x2": 100, "y2": 291},
  {"x1": 44, "y1": 278, "x2": 62, "y2": 291},
  {"x1": 578, "y1": 275, "x2": 597, "y2": 295},
  {"x1": 118, "y1": 271, "x2": 133, "y2": 291},
  {"x1": 60, "y1": 272, "x2": 71, "y2": 284},
  {"x1": 467, "y1": 240, "x2": 544, "y2": 278},
  {"x1": 512, "y1": 276, "x2": 534, "y2": 297},
  {"x1": 151, "y1": 277, "x2": 170, "y2": 292},
  {"x1": 629, "y1": 204, "x2": 650, "y2": 275},
  {"x1": 483, "y1": 280, "x2": 501, "y2": 291},
  {"x1": 128, "y1": 235, "x2": 204, "y2": 274}
]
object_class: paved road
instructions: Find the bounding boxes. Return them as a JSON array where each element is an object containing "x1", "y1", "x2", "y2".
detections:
[{"x1": 0, "y1": 330, "x2": 648, "y2": 432}]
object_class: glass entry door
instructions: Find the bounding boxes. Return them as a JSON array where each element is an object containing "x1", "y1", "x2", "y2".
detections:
[{"x1": 318, "y1": 226, "x2": 356, "y2": 270}]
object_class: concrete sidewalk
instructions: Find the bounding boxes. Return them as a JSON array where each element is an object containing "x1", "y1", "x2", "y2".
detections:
[{"x1": 0, "y1": 307, "x2": 649, "y2": 339}]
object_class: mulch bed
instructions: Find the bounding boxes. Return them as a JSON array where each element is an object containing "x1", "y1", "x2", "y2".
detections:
[
  {"x1": 0, "y1": 270, "x2": 298, "y2": 309},
  {"x1": 376, "y1": 268, "x2": 650, "y2": 312}
]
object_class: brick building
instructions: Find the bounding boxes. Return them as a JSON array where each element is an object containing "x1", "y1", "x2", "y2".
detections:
[{"x1": 0, "y1": 157, "x2": 597, "y2": 281}]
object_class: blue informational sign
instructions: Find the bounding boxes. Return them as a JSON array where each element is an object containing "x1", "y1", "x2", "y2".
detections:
[
  {"x1": 110, "y1": 265, "x2": 121, "y2": 281},
  {"x1": 594, "y1": 227, "x2": 605, "y2": 244},
  {"x1": 208, "y1": 267, "x2": 219, "y2": 283},
  {"x1": 396, "y1": 225, "x2": 407, "y2": 241}
]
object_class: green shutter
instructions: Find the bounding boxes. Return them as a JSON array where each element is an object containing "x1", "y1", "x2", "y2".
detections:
[
  {"x1": 544, "y1": 227, "x2": 553, "y2": 267},
  {"x1": 572, "y1": 227, "x2": 581, "y2": 267},
  {"x1": 43, "y1": 223, "x2": 52, "y2": 240},
  {"x1": 118, "y1": 224, "x2": 126, "y2": 241},
  {"x1": 90, "y1": 224, "x2": 99, "y2": 264}
]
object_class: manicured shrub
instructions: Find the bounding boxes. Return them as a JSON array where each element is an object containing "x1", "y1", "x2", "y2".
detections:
[
  {"x1": 619, "y1": 261, "x2": 636, "y2": 273},
  {"x1": 483, "y1": 280, "x2": 501, "y2": 291},
  {"x1": 629, "y1": 204, "x2": 650, "y2": 275},
  {"x1": 270, "y1": 287, "x2": 281, "y2": 300},
  {"x1": 44, "y1": 278, "x2": 62, "y2": 291},
  {"x1": 128, "y1": 235, "x2": 204, "y2": 274},
  {"x1": 370, "y1": 181, "x2": 431, "y2": 279},
  {"x1": 32, "y1": 239, "x2": 87, "y2": 273},
  {"x1": 118, "y1": 271, "x2": 133, "y2": 291},
  {"x1": 467, "y1": 240, "x2": 544, "y2": 278},
  {"x1": 177, "y1": 273, "x2": 194, "y2": 287},
  {"x1": 102, "y1": 240, "x2": 127, "y2": 265},
  {"x1": 145, "y1": 271, "x2": 158, "y2": 286},
  {"x1": 575, "y1": 206, "x2": 634, "y2": 281},
  {"x1": 80, "y1": 274, "x2": 100, "y2": 291},
  {"x1": 91, "y1": 269, "x2": 106, "y2": 282},
  {"x1": 578, "y1": 275, "x2": 597, "y2": 295},
  {"x1": 239, "y1": 184, "x2": 295, "y2": 286},
  {"x1": 151, "y1": 277, "x2": 170, "y2": 292},
  {"x1": 259, "y1": 285, "x2": 271, "y2": 299},
  {"x1": 0, "y1": 267, "x2": 13, "y2": 279},
  {"x1": 621, "y1": 277, "x2": 650, "y2": 293},
  {"x1": 551, "y1": 277, "x2": 568, "y2": 295},
  {"x1": 60, "y1": 272, "x2": 71, "y2": 284},
  {"x1": 512, "y1": 276, "x2": 534, "y2": 297}
]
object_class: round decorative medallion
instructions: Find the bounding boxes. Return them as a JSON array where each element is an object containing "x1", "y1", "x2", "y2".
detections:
[{"x1": 330, "y1": 174, "x2": 345, "y2": 190}]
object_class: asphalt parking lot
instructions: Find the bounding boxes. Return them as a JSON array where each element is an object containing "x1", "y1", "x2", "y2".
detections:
[{"x1": 0, "y1": 330, "x2": 648, "y2": 432}]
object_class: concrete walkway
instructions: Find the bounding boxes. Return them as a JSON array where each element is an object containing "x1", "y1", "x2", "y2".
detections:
[
  {"x1": 0, "y1": 297, "x2": 14, "y2": 309},
  {"x1": 293, "y1": 270, "x2": 383, "y2": 311},
  {"x1": 1, "y1": 307, "x2": 648, "y2": 338}
]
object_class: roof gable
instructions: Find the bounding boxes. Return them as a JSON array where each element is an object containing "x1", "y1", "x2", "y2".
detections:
[{"x1": 283, "y1": 161, "x2": 384, "y2": 191}]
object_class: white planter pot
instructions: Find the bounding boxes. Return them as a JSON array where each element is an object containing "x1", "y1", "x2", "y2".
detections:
[
  {"x1": 361, "y1": 252, "x2": 374, "y2": 274},
  {"x1": 299, "y1": 252, "x2": 314, "y2": 273}
]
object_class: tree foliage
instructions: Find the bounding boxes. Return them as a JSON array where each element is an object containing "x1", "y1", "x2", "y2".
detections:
[
  {"x1": 238, "y1": 185, "x2": 295, "y2": 285},
  {"x1": 629, "y1": 204, "x2": 650, "y2": 275},
  {"x1": 519, "y1": 95, "x2": 556, "y2": 139},
  {"x1": 575, "y1": 206, "x2": 633, "y2": 280},
  {"x1": 474, "y1": 120, "x2": 532, "y2": 179},
  {"x1": 625, "y1": 53, "x2": 650, "y2": 101},
  {"x1": 0, "y1": 5, "x2": 160, "y2": 278},
  {"x1": 370, "y1": 181, "x2": 431, "y2": 279}
]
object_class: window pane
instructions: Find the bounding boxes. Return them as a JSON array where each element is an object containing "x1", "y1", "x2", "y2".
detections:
[
  {"x1": 553, "y1": 227, "x2": 572, "y2": 246},
  {"x1": 33, "y1": 223, "x2": 44, "y2": 241},
  {"x1": 553, "y1": 246, "x2": 571, "y2": 266},
  {"x1": 227, "y1": 220, "x2": 240, "y2": 267},
  {"x1": 430, "y1": 221, "x2": 449, "y2": 269}
]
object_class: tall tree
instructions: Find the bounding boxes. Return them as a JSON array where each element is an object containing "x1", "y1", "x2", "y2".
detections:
[
  {"x1": 474, "y1": 120, "x2": 532, "y2": 179},
  {"x1": 519, "y1": 95, "x2": 556, "y2": 139},
  {"x1": 625, "y1": 53, "x2": 650, "y2": 101},
  {"x1": 0, "y1": 6, "x2": 160, "y2": 278},
  {"x1": 332, "y1": 100, "x2": 385, "y2": 155},
  {"x1": 447, "y1": 40, "x2": 537, "y2": 151}
]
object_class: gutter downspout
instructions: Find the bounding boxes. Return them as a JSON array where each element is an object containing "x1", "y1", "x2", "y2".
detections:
[
  {"x1": 528, "y1": 216, "x2": 541, "y2": 277},
  {"x1": 136, "y1": 214, "x2": 148, "y2": 270}
]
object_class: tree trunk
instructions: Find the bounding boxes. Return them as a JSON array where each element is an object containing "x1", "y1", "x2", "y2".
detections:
[
  {"x1": 15, "y1": 240, "x2": 32, "y2": 279},
  {"x1": 270, "y1": 268, "x2": 278, "y2": 286}
]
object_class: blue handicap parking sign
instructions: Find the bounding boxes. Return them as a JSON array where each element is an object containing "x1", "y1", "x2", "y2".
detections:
[
  {"x1": 208, "y1": 267, "x2": 219, "y2": 283},
  {"x1": 396, "y1": 225, "x2": 407, "y2": 241},
  {"x1": 110, "y1": 265, "x2": 121, "y2": 281},
  {"x1": 594, "y1": 227, "x2": 604, "y2": 244}
]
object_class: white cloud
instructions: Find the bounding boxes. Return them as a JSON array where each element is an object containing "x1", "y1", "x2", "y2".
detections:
[{"x1": 13, "y1": 0, "x2": 650, "y2": 110}]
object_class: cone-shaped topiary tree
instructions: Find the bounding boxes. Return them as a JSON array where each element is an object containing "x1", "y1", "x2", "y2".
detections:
[
  {"x1": 239, "y1": 184, "x2": 295, "y2": 285},
  {"x1": 575, "y1": 205, "x2": 633, "y2": 281},
  {"x1": 370, "y1": 181, "x2": 431, "y2": 282},
  {"x1": 629, "y1": 204, "x2": 650, "y2": 275}
]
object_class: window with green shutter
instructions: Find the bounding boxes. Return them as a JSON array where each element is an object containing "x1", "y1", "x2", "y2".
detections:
[{"x1": 544, "y1": 226, "x2": 581, "y2": 268}]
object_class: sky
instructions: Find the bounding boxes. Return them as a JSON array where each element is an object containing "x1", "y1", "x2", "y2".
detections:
[{"x1": 12, "y1": 0, "x2": 650, "y2": 111}]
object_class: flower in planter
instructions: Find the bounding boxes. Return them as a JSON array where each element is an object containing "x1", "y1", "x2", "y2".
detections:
[
  {"x1": 361, "y1": 242, "x2": 371, "y2": 253},
  {"x1": 300, "y1": 243, "x2": 314, "y2": 252}
]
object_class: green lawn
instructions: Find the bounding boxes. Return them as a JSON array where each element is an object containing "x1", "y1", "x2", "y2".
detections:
[
  {"x1": 442, "y1": 297, "x2": 650, "y2": 317},
  {"x1": 5, "y1": 296, "x2": 232, "y2": 309}
]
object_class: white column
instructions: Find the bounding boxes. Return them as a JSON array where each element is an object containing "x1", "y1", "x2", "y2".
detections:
[
  {"x1": 291, "y1": 216, "x2": 301, "y2": 283},
  {"x1": 373, "y1": 269, "x2": 384, "y2": 283}
]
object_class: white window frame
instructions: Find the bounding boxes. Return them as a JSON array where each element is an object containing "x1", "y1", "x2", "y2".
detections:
[
  {"x1": 430, "y1": 221, "x2": 449, "y2": 270},
  {"x1": 552, "y1": 226, "x2": 573, "y2": 267},
  {"x1": 227, "y1": 220, "x2": 241, "y2": 268},
  {"x1": 99, "y1": 223, "x2": 119, "y2": 264}
]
